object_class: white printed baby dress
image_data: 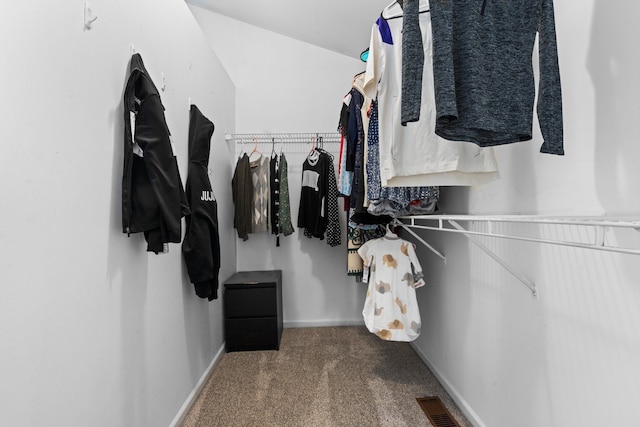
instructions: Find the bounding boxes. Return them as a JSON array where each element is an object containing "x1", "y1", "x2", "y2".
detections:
[{"x1": 358, "y1": 235, "x2": 425, "y2": 342}]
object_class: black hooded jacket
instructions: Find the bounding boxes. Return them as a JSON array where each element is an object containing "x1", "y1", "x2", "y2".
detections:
[
  {"x1": 181, "y1": 105, "x2": 221, "y2": 301},
  {"x1": 122, "y1": 53, "x2": 189, "y2": 253}
]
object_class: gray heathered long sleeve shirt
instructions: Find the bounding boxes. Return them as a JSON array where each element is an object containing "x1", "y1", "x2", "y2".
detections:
[
  {"x1": 400, "y1": 0, "x2": 424, "y2": 126},
  {"x1": 430, "y1": 0, "x2": 564, "y2": 155}
]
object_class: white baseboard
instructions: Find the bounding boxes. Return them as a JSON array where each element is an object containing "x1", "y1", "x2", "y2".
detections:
[
  {"x1": 169, "y1": 342, "x2": 226, "y2": 427},
  {"x1": 410, "y1": 342, "x2": 486, "y2": 427},
  {"x1": 284, "y1": 319, "x2": 365, "y2": 328}
]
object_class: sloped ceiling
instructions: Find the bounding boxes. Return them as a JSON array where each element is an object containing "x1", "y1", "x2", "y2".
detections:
[{"x1": 185, "y1": 0, "x2": 394, "y2": 59}]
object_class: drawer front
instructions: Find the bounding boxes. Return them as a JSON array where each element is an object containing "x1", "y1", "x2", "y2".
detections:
[
  {"x1": 225, "y1": 317, "x2": 278, "y2": 352},
  {"x1": 224, "y1": 286, "x2": 276, "y2": 318}
]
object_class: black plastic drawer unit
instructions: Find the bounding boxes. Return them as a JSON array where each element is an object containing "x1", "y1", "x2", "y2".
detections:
[{"x1": 223, "y1": 270, "x2": 282, "y2": 352}]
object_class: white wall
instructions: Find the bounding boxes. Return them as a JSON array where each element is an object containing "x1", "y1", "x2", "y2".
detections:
[
  {"x1": 0, "y1": 1, "x2": 236, "y2": 426},
  {"x1": 189, "y1": 5, "x2": 369, "y2": 327},
  {"x1": 410, "y1": 1, "x2": 640, "y2": 426}
]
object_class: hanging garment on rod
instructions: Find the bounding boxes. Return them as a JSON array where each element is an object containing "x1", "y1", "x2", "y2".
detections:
[
  {"x1": 278, "y1": 153, "x2": 295, "y2": 237},
  {"x1": 429, "y1": 0, "x2": 564, "y2": 154},
  {"x1": 359, "y1": 232, "x2": 425, "y2": 342},
  {"x1": 362, "y1": 10, "x2": 500, "y2": 187},
  {"x1": 182, "y1": 105, "x2": 221, "y2": 301},
  {"x1": 232, "y1": 154, "x2": 252, "y2": 241},
  {"x1": 249, "y1": 154, "x2": 269, "y2": 233},
  {"x1": 366, "y1": 99, "x2": 439, "y2": 217},
  {"x1": 339, "y1": 89, "x2": 439, "y2": 221},
  {"x1": 352, "y1": 75, "x2": 372, "y2": 203},
  {"x1": 229, "y1": 133, "x2": 340, "y2": 244},
  {"x1": 338, "y1": 91, "x2": 355, "y2": 198},
  {"x1": 297, "y1": 149, "x2": 341, "y2": 247},
  {"x1": 270, "y1": 153, "x2": 281, "y2": 246},
  {"x1": 345, "y1": 83, "x2": 391, "y2": 274},
  {"x1": 347, "y1": 87, "x2": 367, "y2": 219},
  {"x1": 399, "y1": 0, "x2": 424, "y2": 126}
]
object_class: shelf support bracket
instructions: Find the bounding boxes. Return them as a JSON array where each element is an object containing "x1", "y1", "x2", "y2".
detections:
[
  {"x1": 448, "y1": 220, "x2": 537, "y2": 297},
  {"x1": 394, "y1": 219, "x2": 446, "y2": 263}
]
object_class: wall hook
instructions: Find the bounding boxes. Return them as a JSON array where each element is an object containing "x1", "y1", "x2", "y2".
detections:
[
  {"x1": 84, "y1": 2, "x2": 98, "y2": 30},
  {"x1": 161, "y1": 73, "x2": 166, "y2": 92}
]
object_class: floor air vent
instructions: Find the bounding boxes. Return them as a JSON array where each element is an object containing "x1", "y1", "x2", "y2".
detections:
[{"x1": 416, "y1": 396, "x2": 461, "y2": 427}]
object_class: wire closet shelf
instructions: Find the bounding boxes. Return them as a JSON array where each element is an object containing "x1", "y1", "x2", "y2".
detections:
[
  {"x1": 396, "y1": 214, "x2": 640, "y2": 256},
  {"x1": 394, "y1": 214, "x2": 640, "y2": 297}
]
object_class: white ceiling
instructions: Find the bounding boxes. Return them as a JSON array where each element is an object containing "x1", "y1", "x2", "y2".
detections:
[{"x1": 185, "y1": 0, "x2": 394, "y2": 59}]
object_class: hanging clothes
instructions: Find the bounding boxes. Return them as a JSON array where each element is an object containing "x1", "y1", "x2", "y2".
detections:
[
  {"x1": 348, "y1": 227, "x2": 364, "y2": 277},
  {"x1": 270, "y1": 153, "x2": 281, "y2": 246},
  {"x1": 343, "y1": 76, "x2": 393, "y2": 277},
  {"x1": 232, "y1": 153, "x2": 252, "y2": 241},
  {"x1": 348, "y1": 87, "x2": 368, "y2": 221},
  {"x1": 366, "y1": 99, "x2": 439, "y2": 217},
  {"x1": 337, "y1": 92, "x2": 354, "y2": 198},
  {"x1": 340, "y1": 78, "x2": 396, "y2": 225},
  {"x1": 182, "y1": 105, "x2": 220, "y2": 301},
  {"x1": 347, "y1": 225, "x2": 386, "y2": 278},
  {"x1": 400, "y1": 0, "x2": 424, "y2": 125},
  {"x1": 249, "y1": 154, "x2": 269, "y2": 233},
  {"x1": 352, "y1": 74, "x2": 372, "y2": 206},
  {"x1": 122, "y1": 53, "x2": 190, "y2": 254},
  {"x1": 278, "y1": 153, "x2": 295, "y2": 237},
  {"x1": 429, "y1": 0, "x2": 564, "y2": 154},
  {"x1": 363, "y1": 4, "x2": 500, "y2": 187},
  {"x1": 298, "y1": 150, "x2": 341, "y2": 247},
  {"x1": 358, "y1": 233, "x2": 425, "y2": 342}
]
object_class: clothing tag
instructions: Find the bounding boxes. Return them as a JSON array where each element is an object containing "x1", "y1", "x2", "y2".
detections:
[
  {"x1": 362, "y1": 265, "x2": 370, "y2": 283},
  {"x1": 413, "y1": 278, "x2": 425, "y2": 289},
  {"x1": 130, "y1": 111, "x2": 144, "y2": 157},
  {"x1": 162, "y1": 243, "x2": 169, "y2": 254}
]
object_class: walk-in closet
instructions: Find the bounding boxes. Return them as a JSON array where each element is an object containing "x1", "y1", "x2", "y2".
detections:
[{"x1": 1, "y1": 1, "x2": 639, "y2": 426}]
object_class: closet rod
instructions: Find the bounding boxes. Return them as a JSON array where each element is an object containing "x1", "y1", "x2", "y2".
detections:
[{"x1": 226, "y1": 132, "x2": 341, "y2": 143}]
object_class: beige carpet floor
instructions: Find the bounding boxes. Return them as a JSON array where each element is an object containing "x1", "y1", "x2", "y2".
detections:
[{"x1": 180, "y1": 326, "x2": 471, "y2": 427}]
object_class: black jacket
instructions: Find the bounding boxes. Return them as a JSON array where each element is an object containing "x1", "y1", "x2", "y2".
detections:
[
  {"x1": 182, "y1": 105, "x2": 221, "y2": 300},
  {"x1": 122, "y1": 54, "x2": 189, "y2": 253}
]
